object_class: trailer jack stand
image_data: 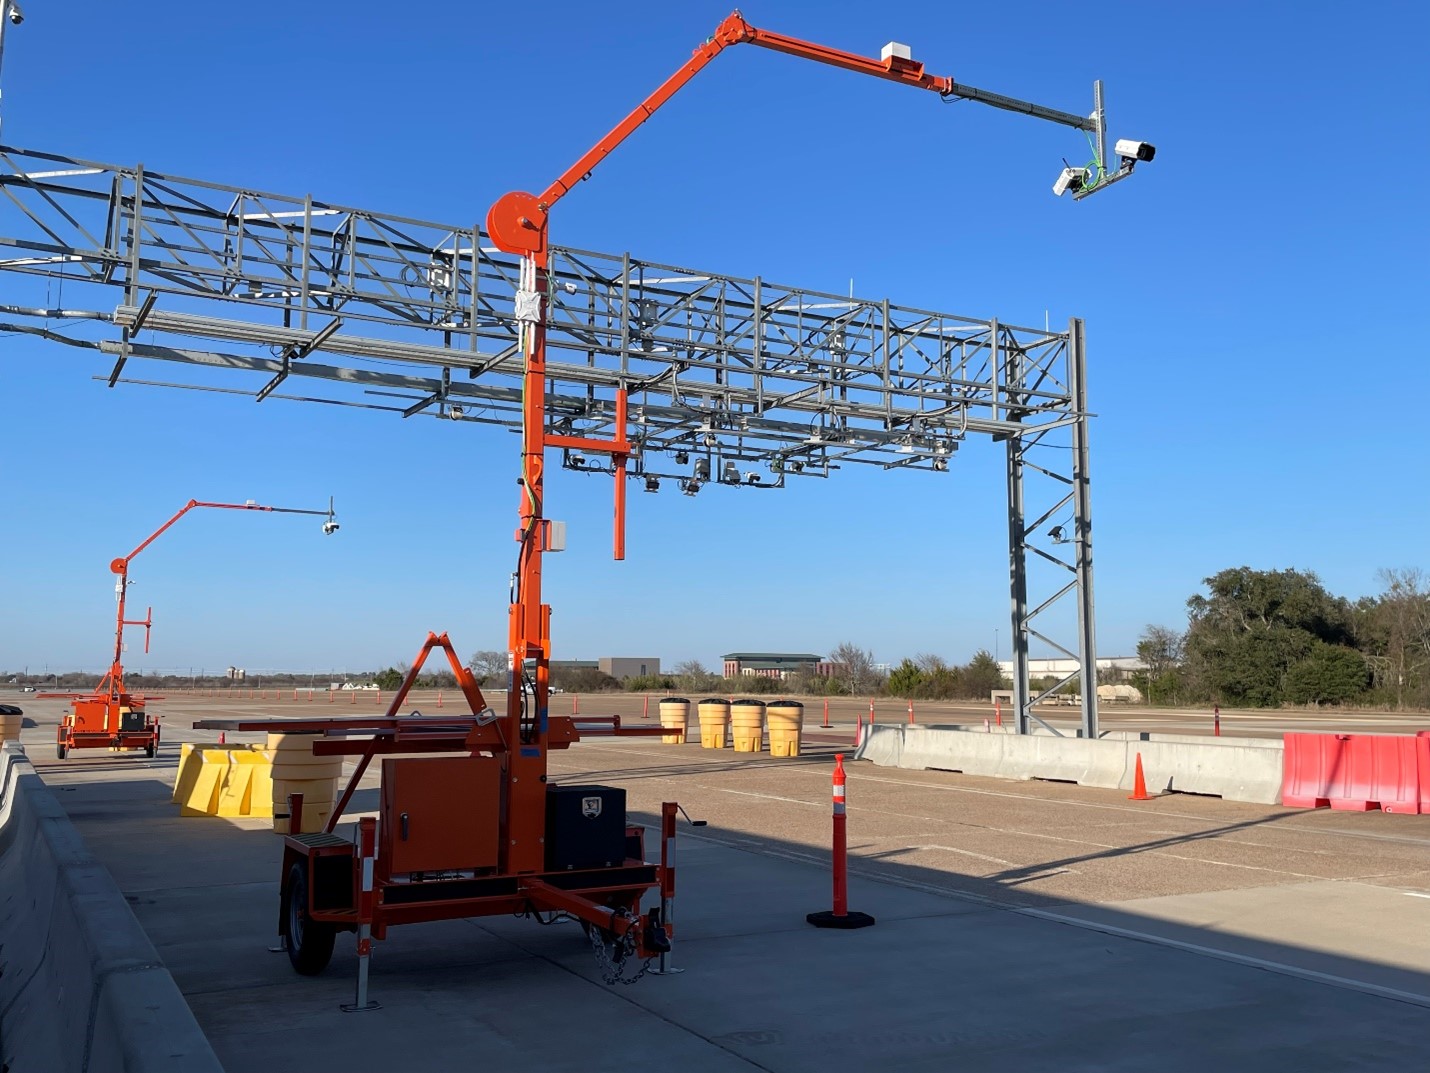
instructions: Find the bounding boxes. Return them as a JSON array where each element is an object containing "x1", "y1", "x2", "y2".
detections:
[{"x1": 340, "y1": 925, "x2": 381, "y2": 1013}]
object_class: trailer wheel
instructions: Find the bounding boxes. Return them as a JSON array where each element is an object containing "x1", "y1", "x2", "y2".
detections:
[
  {"x1": 144, "y1": 739, "x2": 157, "y2": 759},
  {"x1": 56, "y1": 742, "x2": 67, "y2": 759},
  {"x1": 283, "y1": 860, "x2": 336, "y2": 975}
]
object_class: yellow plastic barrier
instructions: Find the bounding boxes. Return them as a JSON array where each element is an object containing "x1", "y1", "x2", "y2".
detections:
[
  {"x1": 766, "y1": 701, "x2": 805, "y2": 758},
  {"x1": 172, "y1": 744, "x2": 228, "y2": 816},
  {"x1": 171, "y1": 739, "x2": 341, "y2": 831},
  {"x1": 248, "y1": 760, "x2": 275, "y2": 818},
  {"x1": 697, "y1": 699, "x2": 730, "y2": 749},
  {"x1": 731, "y1": 700, "x2": 766, "y2": 753},
  {"x1": 172, "y1": 743, "x2": 276, "y2": 819},
  {"x1": 658, "y1": 698, "x2": 690, "y2": 745},
  {"x1": 215, "y1": 751, "x2": 269, "y2": 817}
]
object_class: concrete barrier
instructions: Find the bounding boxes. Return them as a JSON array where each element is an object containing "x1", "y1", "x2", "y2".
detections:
[
  {"x1": 855, "y1": 725, "x2": 1284, "y2": 805},
  {"x1": 1136, "y1": 739, "x2": 1285, "y2": 804},
  {"x1": 857, "y1": 724, "x2": 904, "y2": 767},
  {"x1": 0, "y1": 742, "x2": 223, "y2": 1073}
]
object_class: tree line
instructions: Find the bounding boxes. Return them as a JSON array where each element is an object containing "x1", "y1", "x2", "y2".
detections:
[
  {"x1": 464, "y1": 643, "x2": 1007, "y2": 700},
  {"x1": 1137, "y1": 566, "x2": 1430, "y2": 709}
]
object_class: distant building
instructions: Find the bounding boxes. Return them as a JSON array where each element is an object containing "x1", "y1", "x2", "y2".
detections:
[
  {"x1": 599, "y1": 657, "x2": 659, "y2": 680},
  {"x1": 549, "y1": 658, "x2": 659, "y2": 681},
  {"x1": 225, "y1": 666, "x2": 247, "y2": 681},
  {"x1": 997, "y1": 657, "x2": 1144, "y2": 678},
  {"x1": 721, "y1": 652, "x2": 827, "y2": 680}
]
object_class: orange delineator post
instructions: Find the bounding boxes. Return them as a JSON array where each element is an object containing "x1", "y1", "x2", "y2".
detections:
[
  {"x1": 806, "y1": 754, "x2": 875, "y2": 929},
  {"x1": 854, "y1": 712, "x2": 863, "y2": 747},
  {"x1": 822, "y1": 698, "x2": 830, "y2": 728},
  {"x1": 643, "y1": 694, "x2": 649, "y2": 720},
  {"x1": 437, "y1": 690, "x2": 443, "y2": 708},
  {"x1": 832, "y1": 758, "x2": 847, "y2": 911},
  {"x1": 907, "y1": 699, "x2": 914, "y2": 725},
  {"x1": 1213, "y1": 706, "x2": 1221, "y2": 737}
]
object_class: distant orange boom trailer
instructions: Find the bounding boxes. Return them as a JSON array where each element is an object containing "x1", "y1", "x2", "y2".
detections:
[{"x1": 46, "y1": 496, "x2": 337, "y2": 759}]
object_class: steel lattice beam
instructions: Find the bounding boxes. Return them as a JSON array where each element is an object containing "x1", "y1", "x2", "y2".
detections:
[{"x1": 0, "y1": 144, "x2": 1099, "y2": 734}]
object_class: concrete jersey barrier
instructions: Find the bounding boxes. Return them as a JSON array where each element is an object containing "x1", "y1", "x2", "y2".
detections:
[
  {"x1": 0, "y1": 742, "x2": 223, "y2": 1073},
  {"x1": 856, "y1": 724, "x2": 1284, "y2": 805}
]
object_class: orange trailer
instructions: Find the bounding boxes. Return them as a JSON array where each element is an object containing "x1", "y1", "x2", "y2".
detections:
[{"x1": 48, "y1": 497, "x2": 336, "y2": 758}]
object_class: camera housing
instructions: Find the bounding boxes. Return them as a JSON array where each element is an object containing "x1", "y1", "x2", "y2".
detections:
[
  {"x1": 1114, "y1": 139, "x2": 1156, "y2": 164},
  {"x1": 322, "y1": 521, "x2": 340, "y2": 536},
  {"x1": 1052, "y1": 166, "x2": 1089, "y2": 197}
]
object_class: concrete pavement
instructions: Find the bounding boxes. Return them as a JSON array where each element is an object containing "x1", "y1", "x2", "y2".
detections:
[{"x1": 7, "y1": 693, "x2": 1430, "y2": 1071}]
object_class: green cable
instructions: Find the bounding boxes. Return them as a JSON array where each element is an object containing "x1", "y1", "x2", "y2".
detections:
[{"x1": 1080, "y1": 130, "x2": 1106, "y2": 190}]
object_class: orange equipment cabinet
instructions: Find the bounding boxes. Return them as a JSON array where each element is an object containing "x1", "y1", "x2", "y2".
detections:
[
  {"x1": 71, "y1": 698, "x2": 113, "y2": 733},
  {"x1": 379, "y1": 756, "x2": 500, "y2": 875}
]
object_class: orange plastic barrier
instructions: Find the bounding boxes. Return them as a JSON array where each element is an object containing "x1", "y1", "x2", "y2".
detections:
[
  {"x1": 1419, "y1": 732, "x2": 1430, "y2": 814},
  {"x1": 1282, "y1": 732, "x2": 1422, "y2": 814}
]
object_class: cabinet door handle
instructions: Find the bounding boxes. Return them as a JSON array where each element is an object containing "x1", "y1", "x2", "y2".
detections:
[{"x1": 400, "y1": 812, "x2": 409, "y2": 840}]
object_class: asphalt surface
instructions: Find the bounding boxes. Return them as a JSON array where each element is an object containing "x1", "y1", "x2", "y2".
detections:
[{"x1": 6, "y1": 690, "x2": 1430, "y2": 1071}]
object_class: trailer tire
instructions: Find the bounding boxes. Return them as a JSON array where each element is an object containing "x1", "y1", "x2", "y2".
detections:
[
  {"x1": 284, "y1": 861, "x2": 336, "y2": 975},
  {"x1": 145, "y1": 739, "x2": 157, "y2": 759},
  {"x1": 56, "y1": 743, "x2": 67, "y2": 760}
]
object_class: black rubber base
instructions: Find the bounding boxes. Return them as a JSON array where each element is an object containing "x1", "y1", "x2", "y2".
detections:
[{"x1": 806, "y1": 910, "x2": 876, "y2": 929}]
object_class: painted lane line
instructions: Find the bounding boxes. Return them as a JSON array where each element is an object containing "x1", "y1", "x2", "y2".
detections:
[
  {"x1": 676, "y1": 827, "x2": 1007, "y2": 909},
  {"x1": 1016, "y1": 906, "x2": 1430, "y2": 1009},
  {"x1": 1404, "y1": 891, "x2": 1430, "y2": 900},
  {"x1": 915, "y1": 845, "x2": 1017, "y2": 867},
  {"x1": 706, "y1": 787, "x2": 823, "y2": 808},
  {"x1": 609, "y1": 762, "x2": 1322, "y2": 879}
]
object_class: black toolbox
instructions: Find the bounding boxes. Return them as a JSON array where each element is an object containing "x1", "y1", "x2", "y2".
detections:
[{"x1": 545, "y1": 784, "x2": 627, "y2": 870}]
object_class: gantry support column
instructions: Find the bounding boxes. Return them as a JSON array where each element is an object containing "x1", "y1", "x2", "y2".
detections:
[
  {"x1": 1070, "y1": 317, "x2": 1099, "y2": 740},
  {"x1": 1006, "y1": 430, "x2": 1031, "y2": 737}
]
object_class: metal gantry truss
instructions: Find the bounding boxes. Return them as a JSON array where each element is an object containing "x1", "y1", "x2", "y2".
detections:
[{"x1": 0, "y1": 145, "x2": 1099, "y2": 736}]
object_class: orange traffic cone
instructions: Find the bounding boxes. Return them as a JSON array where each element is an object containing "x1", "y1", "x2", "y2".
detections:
[{"x1": 1128, "y1": 752, "x2": 1151, "y2": 801}]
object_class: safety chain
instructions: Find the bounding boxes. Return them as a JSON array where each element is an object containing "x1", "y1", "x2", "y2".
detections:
[{"x1": 588, "y1": 911, "x2": 652, "y2": 986}]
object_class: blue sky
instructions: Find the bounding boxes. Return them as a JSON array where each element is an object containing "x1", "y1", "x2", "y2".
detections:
[{"x1": 1, "y1": 0, "x2": 1425, "y2": 675}]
